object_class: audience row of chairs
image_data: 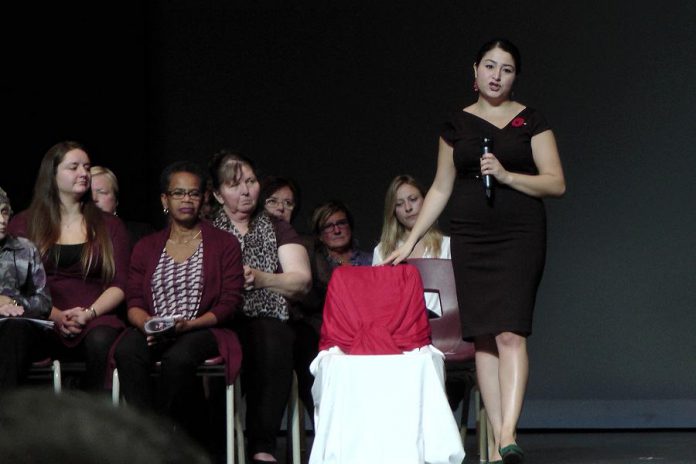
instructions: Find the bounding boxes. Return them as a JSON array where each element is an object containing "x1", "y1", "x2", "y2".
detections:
[{"x1": 28, "y1": 357, "x2": 303, "y2": 464}]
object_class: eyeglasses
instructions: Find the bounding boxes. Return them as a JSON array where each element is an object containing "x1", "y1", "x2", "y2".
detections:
[
  {"x1": 167, "y1": 189, "x2": 202, "y2": 200},
  {"x1": 321, "y1": 219, "x2": 350, "y2": 233},
  {"x1": 265, "y1": 198, "x2": 295, "y2": 209}
]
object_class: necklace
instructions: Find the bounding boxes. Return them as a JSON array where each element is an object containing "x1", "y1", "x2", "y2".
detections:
[
  {"x1": 61, "y1": 215, "x2": 83, "y2": 229},
  {"x1": 167, "y1": 229, "x2": 202, "y2": 246},
  {"x1": 329, "y1": 251, "x2": 350, "y2": 266}
]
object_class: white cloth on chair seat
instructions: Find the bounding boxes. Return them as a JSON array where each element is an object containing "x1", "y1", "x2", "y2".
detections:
[{"x1": 309, "y1": 345, "x2": 465, "y2": 464}]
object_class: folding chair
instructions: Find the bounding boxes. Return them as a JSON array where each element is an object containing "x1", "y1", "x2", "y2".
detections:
[
  {"x1": 408, "y1": 258, "x2": 493, "y2": 463},
  {"x1": 27, "y1": 360, "x2": 90, "y2": 394},
  {"x1": 26, "y1": 358, "x2": 61, "y2": 393},
  {"x1": 112, "y1": 356, "x2": 245, "y2": 464}
]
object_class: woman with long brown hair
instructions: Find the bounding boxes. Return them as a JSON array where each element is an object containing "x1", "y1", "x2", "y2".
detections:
[
  {"x1": 373, "y1": 174, "x2": 450, "y2": 264},
  {"x1": 373, "y1": 175, "x2": 450, "y2": 316},
  {"x1": 9, "y1": 141, "x2": 130, "y2": 391}
]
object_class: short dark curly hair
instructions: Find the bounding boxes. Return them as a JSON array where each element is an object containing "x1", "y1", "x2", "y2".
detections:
[{"x1": 159, "y1": 161, "x2": 207, "y2": 194}]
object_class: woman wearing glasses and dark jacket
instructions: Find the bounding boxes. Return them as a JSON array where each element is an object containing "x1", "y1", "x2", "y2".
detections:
[{"x1": 113, "y1": 161, "x2": 244, "y2": 444}]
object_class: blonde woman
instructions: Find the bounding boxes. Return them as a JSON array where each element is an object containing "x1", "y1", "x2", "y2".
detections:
[
  {"x1": 90, "y1": 166, "x2": 119, "y2": 215},
  {"x1": 90, "y1": 165, "x2": 153, "y2": 246},
  {"x1": 373, "y1": 175, "x2": 450, "y2": 315},
  {"x1": 373, "y1": 175, "x2": 450, "y2": 263}
]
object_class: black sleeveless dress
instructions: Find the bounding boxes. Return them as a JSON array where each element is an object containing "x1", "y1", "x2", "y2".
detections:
[{"x1": 441, "y1": 107, "x2": 550, "y2": 339}]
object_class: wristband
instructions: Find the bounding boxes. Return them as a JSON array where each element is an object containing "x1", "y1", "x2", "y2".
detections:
[{"x1": 84, "y1": 307, "x2": 98, "y2": 319}]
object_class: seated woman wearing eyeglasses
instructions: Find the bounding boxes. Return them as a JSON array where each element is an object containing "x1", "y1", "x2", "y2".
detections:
[
  {"x1": 311, "y1": 200, "x2": 372, "y2": 268},
  {"x1": 209, "y1": 150, "x2": 311, "y2": 464},
  {"x1": 113, "y1": 161, "x2": 244, "y2": 442},
  {"x1": 260, "y1": 176, "x2": 299, "y2": 224},
  {"x1": 299, "y1": 200, "x2": 372, "y2": 332},
  {"x1": 260, "y1": 176, "x2": 324, "y2": 420},
  {"x1": 0, "y1": 187, "x2": 53, "y2": 390}
]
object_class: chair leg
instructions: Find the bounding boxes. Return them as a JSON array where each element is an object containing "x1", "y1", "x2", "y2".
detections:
[
  {"x1": 52, "y1": 360, "x2": 62, "y2": 394},
  {"x1": 460, "y1": 417, "x2": 468, "y2": 448},
  {"x1": 226, "y1": 381, "x2": 234, "y2": 464},
  {"x1": 298, "y1": 398, "x2": 308, "y2": 462},
  {"x1": 234, "y1": 377, "x2": 245, "y2": 464},
  {"x1": 112, "y1": 368, "x2": 120, "y2": 407},
  {"x1": 459, "y1": 388, "x2": 470, "y2": 448},
  {"x1": 286, "y1": 371, "x2": 301, "y2": 464},
  {"x1": 476, "y1": 389, "x2": 489, "y2": 463}
]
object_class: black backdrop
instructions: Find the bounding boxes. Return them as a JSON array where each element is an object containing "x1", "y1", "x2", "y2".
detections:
[{"x1": 5, "y1": 1, "x2": 696, "y2": 428}]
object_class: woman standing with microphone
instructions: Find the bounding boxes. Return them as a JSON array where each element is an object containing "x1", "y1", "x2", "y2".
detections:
[{"x1": 384, "y1": 38, "x2": 565, "y2": 464}]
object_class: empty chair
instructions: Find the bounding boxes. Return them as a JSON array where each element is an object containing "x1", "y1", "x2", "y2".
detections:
[{"x1": 309, "y1": 264, "x2": 464, "y2": 464}]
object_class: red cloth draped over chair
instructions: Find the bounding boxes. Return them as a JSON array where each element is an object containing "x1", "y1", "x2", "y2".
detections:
[{"x1": 318, "y1": 264, "x2": 432, "y2": 354}]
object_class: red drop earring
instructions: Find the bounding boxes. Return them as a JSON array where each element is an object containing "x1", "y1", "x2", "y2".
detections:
[{"x1": 473, "y1": 80, "x2": 479, "y2": 92}]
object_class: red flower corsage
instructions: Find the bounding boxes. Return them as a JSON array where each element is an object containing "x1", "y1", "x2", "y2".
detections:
[{"x1": 511, "y1": 117, "x2": 526, "y2": 127}]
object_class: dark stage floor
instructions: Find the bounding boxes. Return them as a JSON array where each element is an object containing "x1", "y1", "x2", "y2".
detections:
[
  {"x1": 465, "y1": 430, "x2": 696, "y2": 464},
  {"x1": 264, "y1": 429, "x2": 696, "y2": 464}
]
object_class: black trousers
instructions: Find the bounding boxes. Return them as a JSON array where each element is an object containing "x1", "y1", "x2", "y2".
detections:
[
  {"x1": 289, "y1": 318, "x2": 320, "y2": 419},
  {"x1": 113, "y1": 327, "x2": 218, "y2": 436},
  {"x1": 0, "y1": 318, "x2": 119, "y2": 392},
  {"x1": 0, "y1": 319, "x2": 44, "y2": 390},
  {"x1": 236, "y1": 317, "x2": 296, "y2": 456}
]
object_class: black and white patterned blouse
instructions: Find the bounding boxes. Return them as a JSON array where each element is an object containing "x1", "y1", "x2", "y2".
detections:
[{"x1": 151, "y1": 242, "x2": 204, "y2": 320}]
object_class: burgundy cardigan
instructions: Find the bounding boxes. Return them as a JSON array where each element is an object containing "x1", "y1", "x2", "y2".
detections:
[
  {"x1": 126, "y1": 220, "x2": 245, "y2": 382},
  {"x1": 8, "y1": 210, "x2": 130, "y2": 347}
]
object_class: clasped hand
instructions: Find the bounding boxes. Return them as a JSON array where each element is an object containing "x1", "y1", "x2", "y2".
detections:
[
  {"x1": 55, "y1": 307, "x2": 94, "y2": 338},
  {"x1": 243, "y1": 265, "x2": 257, "y2": 291}
]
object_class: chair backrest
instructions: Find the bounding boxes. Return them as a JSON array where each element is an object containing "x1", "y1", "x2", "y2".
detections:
[
  {"x1": 319, "y1": 264, "x2": 432, "y2": 354},
  {"x1": 407, "y1": 258, "x2": 475, "y2": 362}
]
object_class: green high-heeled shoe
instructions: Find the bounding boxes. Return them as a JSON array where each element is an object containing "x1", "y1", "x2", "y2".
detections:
[{"x1": 499, "y1": 443, "x2": 524, "y2": 464}]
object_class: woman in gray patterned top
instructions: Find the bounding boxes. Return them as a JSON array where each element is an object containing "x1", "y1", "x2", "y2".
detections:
[
  {"x1": 210, "y1": 150, "x2": 311, "y2": 464},
  {"x1": 0, "y1": 187, "x2": 52, "y2": 390}
]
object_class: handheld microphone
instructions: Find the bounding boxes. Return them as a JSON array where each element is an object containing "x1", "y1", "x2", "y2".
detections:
[{"x1": 481, "y1": 137, "x2": 494, "y2": 199}]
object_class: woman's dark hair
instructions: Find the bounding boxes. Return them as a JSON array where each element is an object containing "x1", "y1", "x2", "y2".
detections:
[
  {"x1": 159, "y1": 161, "x2": 207, "y2": 194},
  {"x1": 260, "y1": 176, "x2": 300, "y2": 220},
  {"x1": 475, "y1": 38, "x2": 522, "y2": 74}
]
